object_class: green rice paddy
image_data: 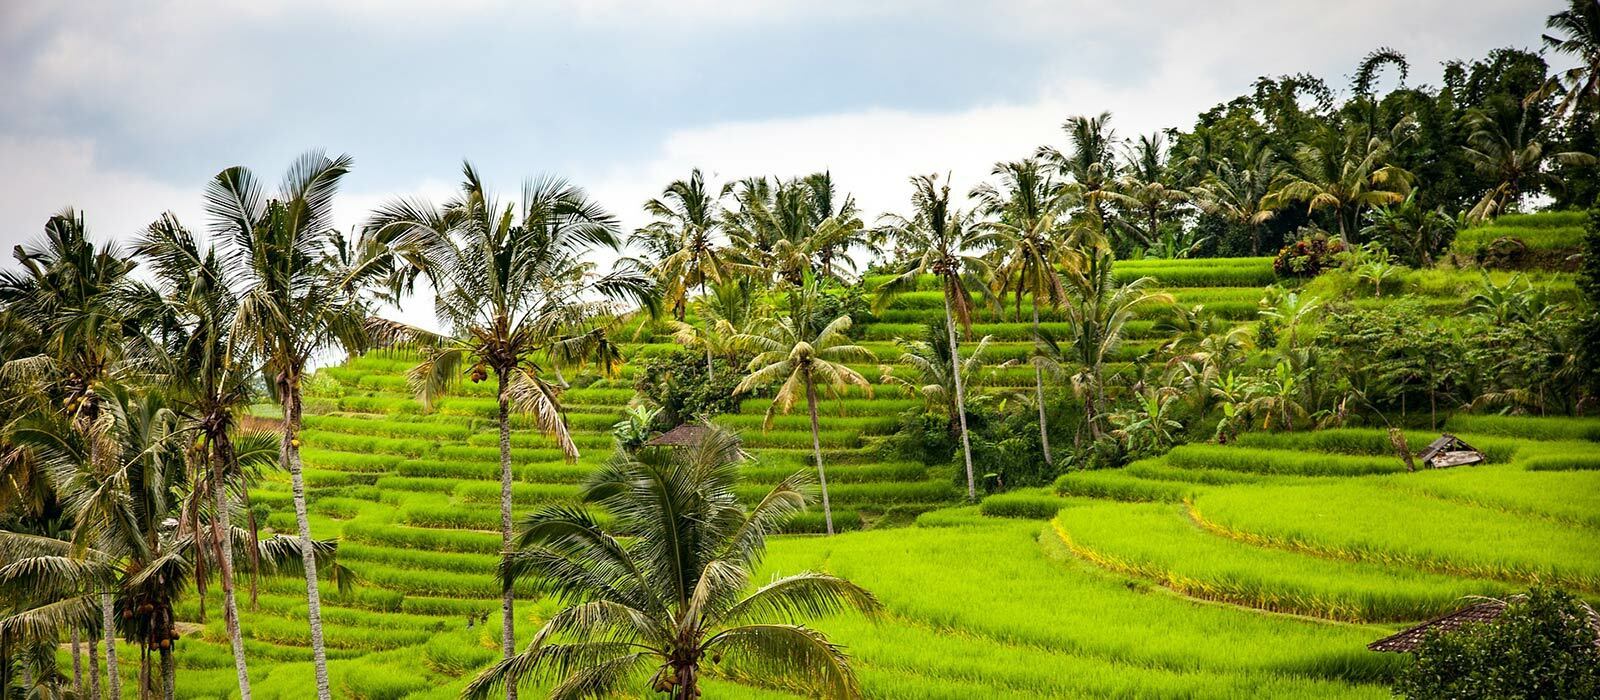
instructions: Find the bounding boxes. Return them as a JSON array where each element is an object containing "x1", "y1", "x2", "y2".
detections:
[{"x1": 154, "y1": 244, "x2": 1600, "y2": 698}]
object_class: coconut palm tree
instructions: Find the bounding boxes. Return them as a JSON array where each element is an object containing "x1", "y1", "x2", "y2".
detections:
[
  {"x1": 1263, "y1": 129, "x2": 1414, "y2": 242},
  {"x1": 878, "y1": 324, "x2": 1005, "y2": 436},
  {"x1": 734, "y1": 285, "x2": 874, "y2": 535},
  {"x1": 1193, "y1": 146, "x2": 1282, "y2": 255},
  {"x1": 1039, "y1": 112, "x2": 1126, "y2": 230},
  {"x1": 1461, "y1": 104, "x2": 1596, "y2": 223},
  {"x1": 874, "y1": 174, "x2": 995, "y2": 501},
  {"x1": 1544, "y1": 0, "x2": 1600, "y2": 118},
  {"x1": 973, "y1": 159, "x2": 1074, "y2": 466},
  {"x1": 205, "y1": 150, "x2": 380, "y2": 699},
  {"x1": 1052, "y1": 249, "x2": 1172, "y2": 441},
  {"x1": 1113, "y1": 133, "x2": 1190, "y2": 250},
  {"x1": 131, "y1": 213, "x2": 265, "y2": 698},
  {"x1": 0, "y1": 379, "x2": 338, "y2": 700},
  {"x1": 0, "y1": 209, "x2": 142, "y2": 698},
  {"x1": 463, "y1": 425, "x2": 879, "y2": 700},
  {"x1": 367, "y1": 161, "x2": 653, "y2": 695},
  {"x1": 803, "y1": 171, "x2": 869, "y2": 281},
  {"x1": 631, "y1": 170, "x2": 736, "y2": 377},
  {"x1": 722, "y1": 175, "x2": 864, "y2": 288}
]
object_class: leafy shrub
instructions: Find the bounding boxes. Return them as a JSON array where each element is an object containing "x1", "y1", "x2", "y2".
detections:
[
  {"x1": 1396, "y1": 588, "x2": 1600, "y2": 699},
  {"x1": 1273, "y1": 233, "x2": 1346, "y2": 278},
  {"x1": 632, "y1": 350, "x2": 745, "y2": 426}
]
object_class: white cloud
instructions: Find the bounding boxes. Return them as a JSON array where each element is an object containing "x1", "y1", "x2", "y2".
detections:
[{"x1": 0, "y1": 136, "x2": 202, "y2": 250}]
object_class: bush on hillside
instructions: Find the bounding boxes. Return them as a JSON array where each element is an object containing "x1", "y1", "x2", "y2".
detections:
[
  {"x1": 1273, "y1": 230, "x2": 1346, "y2": 278},
  {"x1": 632, "y1": 350, "x2": 745, "y2": 427},
  {"x1": 1396, "y1": 588, "x2": 1600, "y2": 699}
]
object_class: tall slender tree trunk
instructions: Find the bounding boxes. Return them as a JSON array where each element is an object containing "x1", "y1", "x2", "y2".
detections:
[
  {"x1": 71, "y1": 626, "x2": 84, "y2": 697},
  {"x1": 943, "y1": 296, "x2": 977, "y2": 501},
  {"x1": 1031, "y1": 299, "x2": 1053, "y2": 466},
  {"x1": 210, "y1": 434, "x2": 252, "y2": 699},
  {"x1": 701, "y1": 279, "x2": 715, "y2": 381},
  {"x1": 88, "y1": 634, "x2": 102, "y2": 700},
  {"x1": 102, "y1": 592, "x2": 121, "y2": 700},
  {"x1": 804, "y1": 376, "x2": 834, "y2": 536},
  {"x1": 280, "y1": 377, "x2": 331, "y2": 700},
  {"x1": 672, "y1": 659, "x2": 698, "y2": 700},
  {"x1": 495, "y1": 368, "x2": 518, "y2": 700},
  {"x1": 161, "y1": 645, "x2": 175, "y2": 700}
]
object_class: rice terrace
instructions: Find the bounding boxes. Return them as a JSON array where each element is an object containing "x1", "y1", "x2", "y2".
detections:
[{"x1": 3, "y1": 1, "x2": 1600, "y2": 698}]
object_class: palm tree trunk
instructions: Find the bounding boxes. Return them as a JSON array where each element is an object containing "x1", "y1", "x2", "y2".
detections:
[
  {"x1": 673, "y1": 660, "x2": 698, "y2": 700},
  {"x1": 495, "y1": 368, "x2": 518, "y2": 700},
  {"x1": 210, "y1": 434, "x2": 252, "y2": 699},
  {"x1": 943, "y1": 296, "x2": 977, "y2": 501},
  {"x1": 702, "y1": 279, "x2": 715, "y2": 381},
  {"x1": 71, "y1": 626, "x2": 84, "y2": 697},
  {"x1": 88, "y1": 633, "x2": 102, "y2": 700},
  {"x1": 280, "y1": 378, "x2": 331, "y2": 700},
  {"x1": 804, "y1": 375, "x2": 834, "y2": 536},
  {"x1": 161, "y1": 645, "x2": 175, "y2": 700},
  {"x1": 102, "y1": 592, "x2": 121, "y2": 700},
  {"x1": 1031, "y1": 299, "x2": 1053, "y2": 466}
]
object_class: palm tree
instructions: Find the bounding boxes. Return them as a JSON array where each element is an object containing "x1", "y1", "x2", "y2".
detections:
[
  {"x1": 1193, "y1": 145, "x2": 1282, "y2": 255},
  {"x1": 0, "y1": 388, "x2": 337, "y2": 700},
  {"x1": 802, "y1": 171, "x2": 869, "y2": 281},
  {"x1": 1461, "y1": 105, "x2": 1596, "y2": 223},
  {"x1": 734, "y1": 287, "x2": 874, "y2": 535},
  {"x1": 463, "y1": 425, "x2": 880, "y2": 700},
  {"x1": 1110, "y1": 387, "x2": 1184, "y2": 453},
  {"x1": 1246, "y1": 361, "x2": 1310, "y2": 431},
  {"x1": 973, "y1": 159, "x2": 1074, "y2": 466},
  {"x1": 1039, "y1": 112, "x2": 1126, "y2": 231},
  {"x1": 1544, "y1": 0, "x2": 1600, "y2": 118},
  {"x1": 131, "y1": 214, "x2": 263, "y2": 698},
  {"x1": 206, "y1": 151, "x2": 380, "y2": 699},
  {"x1": 1113, "y1": 133, "x2": 1190, "y2": 250},
  {"x1": 0, "y1": 209, "x2": 140, "y2": 698},
  {"x1": 1053, "y1": 249, "x2": 1171, "y2": 441},
  {"x1": 721, "y1": 175, "x2": 864, "y2": 290},
  {"x1": 875, "y1": 174, "x2": 994, "y2": 501},
  {"x1": 1359, "y1": 192, "x2": 1457, "y2": 266},
  {"x1": 878, "y1": 325, "x2": 1004, "y2": 436},
  {"x1": 367, "y1": 162, "x2": 653, "y2": 695},
  {"x1": 1263, "y1": 128, "x2": 1414, "y2": 242},
  {"x1": 631, "y1": 169, "x2": 736, "y2": 381}
]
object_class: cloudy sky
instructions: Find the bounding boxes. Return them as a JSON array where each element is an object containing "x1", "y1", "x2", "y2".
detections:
[{"x1": 0, "y1": 1, "x2": 1561, "y2": 281}]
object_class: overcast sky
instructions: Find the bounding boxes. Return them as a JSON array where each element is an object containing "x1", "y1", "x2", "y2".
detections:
[{"x1": 0, "y1": 0, "x2": 1563, "y2": 324}]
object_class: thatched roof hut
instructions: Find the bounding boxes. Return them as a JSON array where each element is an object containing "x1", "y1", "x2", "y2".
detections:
[
  {"x1": 1368, "y1": 600, "x2": 1509, "y2": 653},
  {"x1": 645, "y1": 424, "x2": 727, "y2": 448},
  {"x1": 1418, "y1": 433, "x2": 1484, "y2": 469},
  {"x1": 1370, "y1": 598, "x2": 1600, "y2": 653}
]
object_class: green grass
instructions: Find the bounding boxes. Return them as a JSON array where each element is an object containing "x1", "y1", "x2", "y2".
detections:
[
  {"x1": 1054, "y1": 469, "x2": 1190, "y2": 502},
  {"x1": 1053, "y1": 501, "x2": 1513, "y2": 621},
  {"x1": 1192, "y1": 481, "x2": 1600, "y2": 590},
  {"x1": 1165, "y1": 444, "x2": 1409, "y2": 477}
]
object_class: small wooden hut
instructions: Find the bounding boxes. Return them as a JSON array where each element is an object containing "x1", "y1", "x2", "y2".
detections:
[{"x1": 1417, "y1": 433, "x2": 1484, "y2": 469}]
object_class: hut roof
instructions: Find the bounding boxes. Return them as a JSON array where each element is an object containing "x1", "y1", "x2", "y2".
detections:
[
  {"x1": 1418, "y1": 433, "x2": 1478, "y2": 463},
  {"x1": 1368, "y1": 600, "x2": 1508, "y2": 653},
  {"x1": 645, "y1": 424, "x2": 719, "y2": 448}
]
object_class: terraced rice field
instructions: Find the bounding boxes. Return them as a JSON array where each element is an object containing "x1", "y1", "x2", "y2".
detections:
[{"x1": 155, "y1": 254, "x2": 1600, "y2": 697}]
